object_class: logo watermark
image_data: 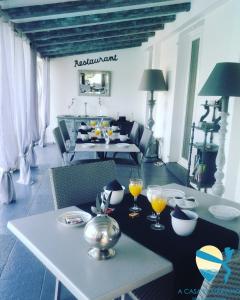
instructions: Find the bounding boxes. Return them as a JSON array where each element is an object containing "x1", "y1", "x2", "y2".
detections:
[{"x1": 196, "y1": 245, "x2": 234, "y2": 283}]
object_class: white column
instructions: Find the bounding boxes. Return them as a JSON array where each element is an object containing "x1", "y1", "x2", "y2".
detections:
[{"x1": 212, "y1": 97, "x2": 229, "y2": 197}]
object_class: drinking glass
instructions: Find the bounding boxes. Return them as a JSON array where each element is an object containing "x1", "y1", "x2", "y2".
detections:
[
  {"x1": 95, "y1": 128, "x2": 101, "y2": 140},
  {"x1": 129, "y1": 178, "x2": 143, "y2": 212},
  {"x1": 146, "y1": 185, "x2": 162, "y2": 221},
  {"x1": 107, "y1": 128, "x2": 113, "y2": 137},
  {"x1": 90, "y1": 120, "x2": 97, "y2": 128},
  {"x1": 150, "y1": 189, "x2": 167, "y2": 230}
]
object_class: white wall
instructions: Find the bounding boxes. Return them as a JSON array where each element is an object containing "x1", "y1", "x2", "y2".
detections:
[
  {"x1": 48, "y1": 47, "x2": 147, "y2": 141},
  {"x1": 142, "y1": 0, "x2": 240, "y2": 201}
]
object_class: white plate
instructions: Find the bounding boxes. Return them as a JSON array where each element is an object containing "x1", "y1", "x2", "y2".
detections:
[
  {"x1": 163, "y1": 189, "x2": 185, "y2": 199},
  {"x1": 168, "y1": 198, "x2": 199, "y2": 209},
  {"x1": 208, "y1": 205, "x2": 240, "y2": 221},
  {"x1": 57, "y1": 211, "x2": 92, "y2": 227},
  {"x1": 116, "y1": 143, "x2": 130, "y2": 148},
  {"x1": 81, "y1": 143, "x2": 95, "y2": 148}
]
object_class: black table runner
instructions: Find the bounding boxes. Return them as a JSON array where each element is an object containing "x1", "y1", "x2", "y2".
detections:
[{"x1": 78, "y1": 194, "x2": 239, "y2": 299}]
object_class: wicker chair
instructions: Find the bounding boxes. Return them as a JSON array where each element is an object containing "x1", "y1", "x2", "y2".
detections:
[{"x1": 49, "y1": 160, "x2": 116, "y2": 209}]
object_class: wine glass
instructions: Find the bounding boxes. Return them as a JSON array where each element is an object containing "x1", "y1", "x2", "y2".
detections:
[
  {"x1": 107, "y1": 128, "x2": 113, "y2": 137},
  {"x1": 129, "y1": 178, "x2": 143, "y2": 212},
  {"x1": 95, "y1": 128, "x2": 101, "y2": 140},
  {"x1": 146, "y1": 185, "x2": 162, "y2": 221},
  {"x1": 150, "y1": 189, "x2": 167, "y2": 230}
]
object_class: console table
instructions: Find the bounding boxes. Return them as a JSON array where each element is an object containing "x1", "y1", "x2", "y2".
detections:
[{"x1": 57, "y1": 115, "x2": 113, "y2": 143}]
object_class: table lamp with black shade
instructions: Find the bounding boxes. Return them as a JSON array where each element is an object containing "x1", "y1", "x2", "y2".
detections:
[
  {"x1": 199, "y1": 62, "x2": 240, "y2": 197},
  {"x1": 139, "y1": 69, "x2": 167, "y2": 162}
]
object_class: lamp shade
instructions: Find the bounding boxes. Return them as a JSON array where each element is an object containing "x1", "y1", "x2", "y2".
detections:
[
  {"x1": 139, "y1": 69, "x2": 167, "y2": 91},
  {"x1": 199, "y1": 62, "x2": 240, "y2": 97}
]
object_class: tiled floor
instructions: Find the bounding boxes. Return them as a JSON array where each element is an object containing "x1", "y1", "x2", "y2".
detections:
[{"x1": 0, "y1": 144, "x2": 181, "y2": 300}]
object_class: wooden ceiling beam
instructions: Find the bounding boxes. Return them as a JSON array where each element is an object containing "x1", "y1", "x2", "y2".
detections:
[
  {"x1": 34, "y1": 30, "x2": 155, "y2": 47},
  {"x1": 27, "y1": 15, "x2": 174, "y2": 41},
  {"x1": 3, "y1": 0, "x2": 172, "y2": 20},
  {"x1": 16, "y1": 3, "x2": 190, "y2": 33},
  {"x1": 38, "y1": 35, "x2": 147, "y2": 54},
  {"x1": 42, "y1": 43, "x2": 142, "y2": 58}
]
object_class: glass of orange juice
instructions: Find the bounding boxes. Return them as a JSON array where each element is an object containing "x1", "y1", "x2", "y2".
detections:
[
  {"x1": 95, "y1": 128, "x2": 101, "y2": 139},
  {"x1": 129, "y1": 178, "x2": 143, "y2": 212},
  {"x1": 146, "y1": 185, "x2": 162, "y2": 221},
  {"x1": 150, "y1": 189, "x2": 167, "y2": 230},
  {"x1": 107, "y1": 128, "x2": 113, "y2": 137},
  {"x1": 90, "y1": 120, "x2": 97, "y2": 128}
]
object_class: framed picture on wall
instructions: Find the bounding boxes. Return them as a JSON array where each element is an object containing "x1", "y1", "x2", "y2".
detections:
[{"x1": 79, "y1": 70, "x2": 111, "y2": 96}]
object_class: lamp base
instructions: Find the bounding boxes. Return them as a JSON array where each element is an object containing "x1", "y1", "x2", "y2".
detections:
[{"x1": 143, "y1": 137, "x2": 159, "y2": 163}]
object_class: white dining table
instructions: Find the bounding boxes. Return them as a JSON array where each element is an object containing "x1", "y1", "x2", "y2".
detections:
[
  {"x1": 162, "y1": 183, "x2": 240, "y2": 248},
  {"x1": 75, "y1": 142, "x2": 140, "y2": 153},
  {"x1": 7, "y1": 206, "x2": 173, "y2": 300}
]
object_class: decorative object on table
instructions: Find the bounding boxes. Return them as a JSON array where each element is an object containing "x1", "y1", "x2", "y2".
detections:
[
  {"x1": 84, "y1": 192, "x2": 121, "y2": 260},
  {"x1": 146, "y1": 185, "x2": 162, "y2": 221},
  {"x1": 199, "y1": 62, "x2": 240, "y2": 197},
  {"x1": 187, "y1": 100, "x2": 221, "y2": 192},
  {"x1": 139, "y1": 69, "x2": 167, "y2": 162},
  {"x1": 79, "y1": 70, "x2": 111, "y2": 96},
  {"x1": 104, "y1": 180, "x2": 125, "y2": 205},
  {"x1": 208, "y1": 205, "x2": 240, "y2": 221},
  {"x1": 57, "y1": 211, "x2": 92, "y2": 227},
  {"x1": 149, "y1": 188, "x2": 167, "y2": 230},
  {"x1": 170, "y1": 206, "x2": 198, "y2": 236},
  {"x1": 129, "y1": 178, "x2": 143, "y2": 212}
]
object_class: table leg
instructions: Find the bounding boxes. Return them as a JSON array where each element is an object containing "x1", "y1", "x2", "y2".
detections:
[
  {"x1": 54, "y1": 279, "x2": 62, "y2": 300},
  {"x1": 97, "y1": 152, "x2": 105, "y2": 159}
]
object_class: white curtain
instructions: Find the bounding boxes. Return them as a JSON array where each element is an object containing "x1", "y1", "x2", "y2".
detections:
[
  {"x1": 0, "y1": 18, "x2": 49, "y2": 201},
  {"x1": 0, "y1": 19, "x2": 17, "y2": 203},
  {"x1": 26, "y1": 49, "x2": 40, "y2": 167},
  {"x1": 38, "y1": 58, "x2": 50, "y2": 147},
  {"x1": 14, "y1": 35, "x2": 32, "y2": 185}
]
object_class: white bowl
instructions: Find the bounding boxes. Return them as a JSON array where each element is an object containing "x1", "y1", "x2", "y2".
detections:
[
  {"x1": 208, "y1": 205, "x2": 240, "y2": 221},
  {"x1": 111, "y1": 125, "x2": 119, "y2": 131},
  {"x1": 104, "y1": 186, "x2": 125, "y2": 205},
  {"x1": 81, "y1": 134, "x2": 89, "y2": 141},
  {"x1": 119, "y1": 135, "x2": 128, "y2": 142},
  {"x1": 111, "y1": 132, "x2": 118, "y2": 140},
  {"x1": 80, "y1": 125, "x2": 88, "y2": 130},
  {"x1": 170, "y1": 210, "x2": 198, "y2": 237}
]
